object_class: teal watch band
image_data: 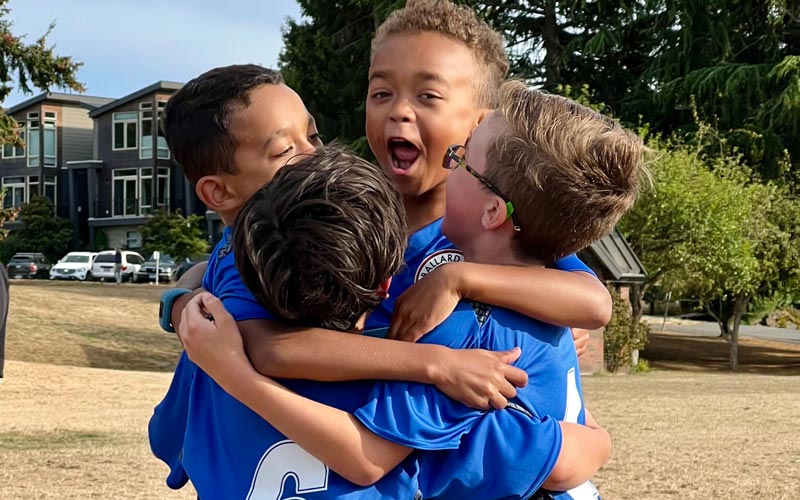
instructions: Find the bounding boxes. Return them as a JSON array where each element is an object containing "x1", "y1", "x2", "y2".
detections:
[{"x1": 159, "y1": 288, "x2": 192, "y2": 333}]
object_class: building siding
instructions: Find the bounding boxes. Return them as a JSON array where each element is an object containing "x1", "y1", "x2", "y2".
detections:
[{"x1": 60, "y1": 105, "x2": 94, "y2": 163}]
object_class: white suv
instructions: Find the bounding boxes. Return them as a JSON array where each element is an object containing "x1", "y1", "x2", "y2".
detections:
[
  {"x1": 90, "y1": 250, "x2": 145, "y2": 282},
  {"x1": 50, "y1": 252, "x2": 98, "y2": 281}
]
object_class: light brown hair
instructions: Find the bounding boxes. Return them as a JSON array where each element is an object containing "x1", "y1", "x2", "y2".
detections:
[
  {"x1": 371, "y1": 0, "x2": 508, "y2": 107},
  {"x1": 486, "y1": 80, "x2": 646, "y2": 261}
]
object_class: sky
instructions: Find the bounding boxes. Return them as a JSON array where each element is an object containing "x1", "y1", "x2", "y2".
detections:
[{"x1": 5, "y1": 0, "x2": 303, "y2": 107}]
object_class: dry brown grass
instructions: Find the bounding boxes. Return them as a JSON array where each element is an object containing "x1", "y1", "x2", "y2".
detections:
[
  {"x1": 5, "y1": 280, "x2": 182, "y2": 371},
  {"x1": 1, "y1": 281, "x2": 799, "y2": 499}
]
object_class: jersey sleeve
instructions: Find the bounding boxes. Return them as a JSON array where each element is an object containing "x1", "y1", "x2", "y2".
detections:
[
  {"x1": 214, "y1": 252, "x2": 275, "y2": 323},
  {"x1": 425, "y1": 410, "x2": 564, "y2": 499},
  {"x1": 354, "y1": 306, "x2": 482, "y2": 450},
  {"x1": 148, "y1": 352, "x2": 194, "y2": 489},
  {"x1": 553, "y1": 253, "x2": 595, "y2": 276}
]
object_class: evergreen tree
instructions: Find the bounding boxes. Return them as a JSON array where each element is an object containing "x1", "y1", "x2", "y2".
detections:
[{"x1": 0, "y1": 0, "x2": 83, "y2": 144}]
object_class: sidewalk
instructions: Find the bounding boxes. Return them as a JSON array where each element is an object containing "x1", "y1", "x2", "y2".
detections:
[{"x1": 643, "y1": 315, "x2": 800, "y2": 346}]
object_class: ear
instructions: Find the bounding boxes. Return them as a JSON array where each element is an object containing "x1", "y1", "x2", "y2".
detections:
[
  {"x1": 195, "y1": 175, "x2": 238, "y2": 213},
  {"x1": 376, "y1": 277, "x2": 393, "y2": 299},
  {"x1": 481, "y1": 196, "x2": 509, "y2": 231}
]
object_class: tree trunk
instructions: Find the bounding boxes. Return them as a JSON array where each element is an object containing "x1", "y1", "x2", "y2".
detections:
[
  {"x1": 728, "y1": 292, "x2": 750, "y2": 372},
  {"x1": 542, "y1": 0, "x2": 562, "y2": 90},
  {"x1": 630, "y1": 282, "x2": 645, "y2": 323}
]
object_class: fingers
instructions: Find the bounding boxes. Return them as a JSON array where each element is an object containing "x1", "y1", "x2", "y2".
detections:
[
  {"x1": 499, "y1": 346, "x2": 522, "y2": 364},
  {"x1": 503, "y1": 364, "x2": 528, "y2": 389},
  {"x1": 489, "y1": 391, "x2": 508, "y2": 410}
]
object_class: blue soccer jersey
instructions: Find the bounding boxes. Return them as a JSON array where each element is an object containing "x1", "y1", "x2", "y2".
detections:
[
  {"x1": 356, "y1": 301, "x2": 589, "y2": 499},
  {"x1": 150, "y1": 227, "x2": 421, "y2": 499},
  {"x1": 367, "y1": 218, "x2": 595, "y2": 329}
]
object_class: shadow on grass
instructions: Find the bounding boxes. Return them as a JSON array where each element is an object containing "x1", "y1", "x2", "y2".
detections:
[
  {"x1": 642, "y1": 332, "x2": 800, "y2": 375},
  {"x1": 79, "y1": 342, "x2": 181, "y2": 372},
  {"x1": 0, "y1": 430, "x2": 117, "y2": 451}
]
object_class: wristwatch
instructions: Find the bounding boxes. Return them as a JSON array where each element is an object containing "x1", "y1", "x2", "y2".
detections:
[{"x1": 159, "y1": 288, "x2": 193, "y2": 333}]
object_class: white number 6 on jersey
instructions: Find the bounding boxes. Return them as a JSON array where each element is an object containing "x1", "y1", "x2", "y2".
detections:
[{"x1": 247, "y1": 440, "x2": 330, "y2": 500}]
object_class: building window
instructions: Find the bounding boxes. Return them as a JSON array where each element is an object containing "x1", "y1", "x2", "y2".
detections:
[
  {"x1": 44, "y1": 175, "x2": 57, "y2": 204},
  {"x1": 140, "y1": 167, "x2": 153, "y2": 214},
  {"x1": 157, "y1": 101, "x2": 169, "y2": 159},
  {"x1": 139, "y1": 102, "x2": 153, "y2": 159},
  {"x1": 1, "y1": 176, "x2": 25, "y2": 209},
  {"x1": 1, "y1": 175, "x2": 56, "y2": 209},
  {"x1": 126, "y1": 230, "x2": 142, "y2": 248},
  {"x1": 112, "y1": 168, "x2": 138, "y2": 216},
  {"x1": 2, "y1": 122, "x2": 25, "y2": 159},
  {"x1": 44, "y1": 119, "x2": 56, "y2": 167},
  {"x1": 112, "y1": 168, "x2": 162, "y2": 217},
  {"x1": 113, "y1": 111, "x2": 138, "y2": 150},
  {"x1": 157, "y1": 167, "x2": 170, "y2": 208},
  {"x1": 27, "y1": 119, "x2": 39, "y2": 167}
]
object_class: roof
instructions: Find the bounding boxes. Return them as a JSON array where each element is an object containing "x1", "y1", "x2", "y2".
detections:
[
  {"x1": 89, "y1": 81, "x2": 184, "y2": 118},
  {"x1": 6, "y1": 92, "x2": 115, "y2": 114},
  {"x1": 583, "y1": 228, "x2": 647, "y2": 282}
]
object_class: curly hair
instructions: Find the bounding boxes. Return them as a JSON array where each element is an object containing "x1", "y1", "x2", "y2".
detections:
[
  {"x1": 372, "y1": 0, "x2": 508, "y2": 107},
  {"x1": 232, "y1": 145, "x2": 407, "y2": 331}
]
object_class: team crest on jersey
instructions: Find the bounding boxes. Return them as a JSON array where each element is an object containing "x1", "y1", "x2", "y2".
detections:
[{"x1": 415, "y1": 249, "x2": 464, "y2": 281}]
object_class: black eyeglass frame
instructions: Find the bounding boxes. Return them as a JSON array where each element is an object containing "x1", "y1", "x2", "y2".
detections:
[{"x1": 443, "y1": 144, "x2": 521, "y2": 232}]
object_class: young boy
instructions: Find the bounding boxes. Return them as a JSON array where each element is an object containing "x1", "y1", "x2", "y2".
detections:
[
  {"x1": 149, "y1": 64, "x2": 528, "y2": 495},
  {"x1": 181, "y1": 80, "x2": 644, "y2": 497}
]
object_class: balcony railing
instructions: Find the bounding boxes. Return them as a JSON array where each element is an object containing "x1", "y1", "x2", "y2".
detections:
[{"x1": 92, "y1": 198, "x2": 174, "y2": 218}]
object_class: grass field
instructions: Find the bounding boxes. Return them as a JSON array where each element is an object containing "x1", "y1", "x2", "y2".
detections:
[{"x1": 1, "y1": 281, "x2": 799, "y2": 499}]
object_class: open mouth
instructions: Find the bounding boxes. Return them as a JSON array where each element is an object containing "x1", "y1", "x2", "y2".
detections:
[{"x1": 388, "y1": 138, "x2": 421, "y2": 172}]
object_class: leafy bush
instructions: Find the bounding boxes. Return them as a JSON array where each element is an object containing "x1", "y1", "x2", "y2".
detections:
[{"x1": 604, "y1": 286, "x2": 650, "y2": 373}]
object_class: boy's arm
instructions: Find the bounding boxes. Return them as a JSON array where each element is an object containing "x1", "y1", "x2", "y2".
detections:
[
  {"x1": 542, "y1": 413, "x2": 612, "y2": 491},
  {"x1": 237, "y1": 320, "x2": 526, "y2": 410},
  {"x1": 389, "y1": 262, "x2": 612, "y2": 342},
  {"x1": 180, "y1": 294, "x2": 413, "y2": 487}
]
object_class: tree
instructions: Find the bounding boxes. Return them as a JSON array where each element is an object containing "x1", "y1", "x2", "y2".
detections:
[
  {"x1": 625, "y1": 0, "x2": 800, "y2": 184},
  {"x1": 0, "y1": 187, "x2": 16, "y2": 244},
  {"x1": 0, "y1": 0, "x2": 83, "y2": 144},
  {"x1": 620, "y1": 126, "x2": 800, "y2": 370},
  {"x1": 139, "y1": 210, "x2": 208, "y2": 262},
  {"x1": 0, "y1": 196, "x2": 72, "y2": 263},
  {"x1": 280, "y1": 0, "x2": 403, "y2": 156}
]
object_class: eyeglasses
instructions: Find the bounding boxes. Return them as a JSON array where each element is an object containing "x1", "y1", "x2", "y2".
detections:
[{"x1": 443, "y1": 144, "x2": 521, "y2": 232}]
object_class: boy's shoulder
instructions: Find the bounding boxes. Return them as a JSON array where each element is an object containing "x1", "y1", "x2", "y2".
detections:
[
  {"x1": 203, "y1": 226, "x2": 274, "y2": 323},
  {"x1": 406, "y1": 218, "x2": 463, "y2": 282}
]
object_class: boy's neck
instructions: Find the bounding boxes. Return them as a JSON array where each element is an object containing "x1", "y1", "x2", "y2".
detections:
[
  {"x1": 461, "y1": 232, "x2": 542, "y2": 269},
  {"x1": 404, "y1": 186, "x2": 447, "y2": 234},
  {"x1": 219, "y1": 208, "x2": 241, "y2": 228}
]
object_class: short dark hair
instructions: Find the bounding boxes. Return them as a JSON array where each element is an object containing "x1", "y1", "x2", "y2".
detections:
[
  {"x1": 232, "y1": 145, "x2": 407, "y2": 331},
  {"x1": 486, "y1": 81, "x2": 646, "y2": 261},
  {"x1": 162, "y1": 64, "x2": 284, "y2": 183}
]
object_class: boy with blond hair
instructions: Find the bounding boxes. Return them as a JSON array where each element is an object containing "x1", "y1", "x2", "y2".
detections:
[{"x1": 181, "y1": 82, "x2": 645, "y2": 499}]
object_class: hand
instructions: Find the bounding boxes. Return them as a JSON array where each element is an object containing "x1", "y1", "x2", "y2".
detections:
[
  {"x1": 176, "y1": 260, "x2": 209, "y2": 290},
  {"x1": 178, "y1": 292, "x2": 249, "y2": 383},
  {"x1": 389, "y1": 264, "x2": 462, "y2": 342},
  {"x1": 572, "y1": 328, "x2": 590, "y2": 358},
  {"x1": 432, "y1": 347, "x2": 528, "y2": 410}
]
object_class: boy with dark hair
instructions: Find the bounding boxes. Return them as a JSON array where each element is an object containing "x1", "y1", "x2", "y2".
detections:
[{"x1": 182, "y1": 80, "x2": 645, "y2": 498}]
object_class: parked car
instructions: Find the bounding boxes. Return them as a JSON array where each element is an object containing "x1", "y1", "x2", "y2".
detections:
[
  {"x1": 135, "y1": 253, "x2": 178, "y2": 283},
  {"x1": 6, "y1": 253, "x2": 52, "y2": 279},
  {"x1": 50, "y1": 252, "x2": 98, "y2": 281},
  {"x1": 90, "y1": 250, "x2": 145, "y2": 282}
]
